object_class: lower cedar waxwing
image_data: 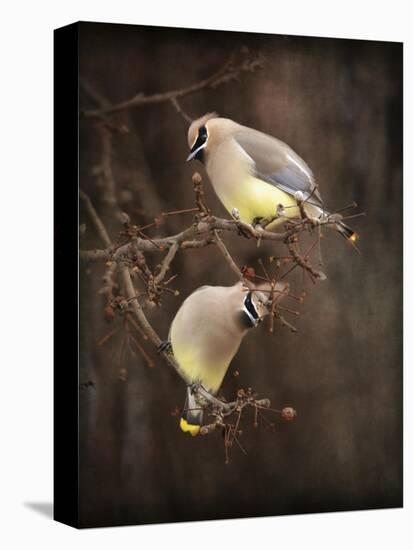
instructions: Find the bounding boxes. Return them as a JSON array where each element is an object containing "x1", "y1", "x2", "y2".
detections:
[
  {"x1": 186, "y1": 114, "x2": 357, "y2": 241},
  {"x1": 168, "y1": 281, "x2": 287, "y2": 436}
]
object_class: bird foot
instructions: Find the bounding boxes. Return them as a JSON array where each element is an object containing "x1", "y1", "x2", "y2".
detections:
[
  {"x1": 252, "y1": 216, "x2": 264, "y2": 227},
  {"x1": 253, "y1": 214, "x2": 279, "y2": 230},
  {"x1": 237, "y1": 225, "x2": 252, "y2": 239},
  {"x1": 157, "y1": 340, "x2": 173, "y2": 354}
]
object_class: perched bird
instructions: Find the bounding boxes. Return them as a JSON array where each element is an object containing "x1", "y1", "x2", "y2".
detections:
[
  {"x1": 168, "y1": 281, "x2": 287, "y2": 436},
  {"x1": 186, "y1": 113, "x2": 357, "y2": 241}
]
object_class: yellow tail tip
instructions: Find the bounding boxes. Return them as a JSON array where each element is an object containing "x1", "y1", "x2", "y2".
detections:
[
  {"x1": 349, "y1": 232, "x2": 358, "y2": 242},
  {"x1": 180, "y1": 417, "x2": 200, "y2": 437}
]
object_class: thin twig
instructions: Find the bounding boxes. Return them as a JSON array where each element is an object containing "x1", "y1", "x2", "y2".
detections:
[
  {"x1": 170, "y1": 97, "x2": 193, "y2": 123},
  {"x1": 192, "y1": 173, "x2": 211, "y2": 216},
  {"x1": 118, "y1": 265, "x2": 162, "y2": 346},
  {"x1": 97, "y1": 327, "x2": 120, "y2": 347},
  {"x1": 83, "y1": 50, "x2": 265, "y2": 118},
  {"x1": 79, "y1": 189, "x2": 112, "y2": 247},
  {"x1": 154, "y1": 242, "x2": 179, "y2": 285},
  {"x1": 213, "y1": 230, "x2": 244, "y2": 280},
  {"x1": 99, "y1": 125, "x2": 118, "y2": 209},
  {"x1": 128, "y1": 333, "x2": 155, "y2": 368}
]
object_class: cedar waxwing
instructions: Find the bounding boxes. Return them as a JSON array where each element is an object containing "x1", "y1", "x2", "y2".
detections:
[
  {"x1": 186, "y1": 114, "x2": 357, "y2": 241},
  {"x1": 168, "y1": 281, "x2": 287, "y2": 436}
]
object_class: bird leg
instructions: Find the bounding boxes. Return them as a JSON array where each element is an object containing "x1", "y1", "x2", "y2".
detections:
[
  {"x1": 235, "y1": 224, "x2": 253, "y2": 239},
  {"x1": 230, "y1": 208, "x2": 255, "y2": 239},
  {"x1": 252, "y1": 216, "x2": 265, "y2": 227},
  {"x1": 157, "y1": 339, "x2": 173, "y2": 354},
  {"x1": 191, "y1": 383, "x2": 237, "y2": 415},
  {"x1": 253, "y1": 204, "x2": 287, "y2": 230}
]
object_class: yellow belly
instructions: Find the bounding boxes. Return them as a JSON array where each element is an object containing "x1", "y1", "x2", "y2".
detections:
[
  {"x1": 218, "y1": 176, "x2": 299, "y2": 227},
  {"x1": 171, "y1": 343, "x2": 228, "y2": 394}
]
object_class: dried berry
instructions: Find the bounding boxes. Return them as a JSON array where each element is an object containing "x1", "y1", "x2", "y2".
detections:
[
  {"x1": 104, "y1": 305, "x2": 115, "y2": 322},
  {"x1": 241, "y1": 265, "x2": 256, "y2": 279},
  {"x1": 281, "y1": 407, "x2": 297, "y2": 421},
  {"x1": 192, "y1": 172, "x2": 202, "y2": 185}
]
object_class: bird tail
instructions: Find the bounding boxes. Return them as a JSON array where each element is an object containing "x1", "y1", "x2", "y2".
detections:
[
  {"x1": 180, "y1": 386, "x2": 203, "y2": 436},
  {"x1": 336, "y1": 221, "x2": 358, "y2": 243}
]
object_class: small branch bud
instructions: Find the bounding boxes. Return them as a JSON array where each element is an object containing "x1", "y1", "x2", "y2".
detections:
[
  {"x1": 192, "y1": 172, "x2": 202, "y2": 185},
  {"x1": 231, "y1": 208, "x2": 240, "y2": 220},
  {"x1": 120, "y1": 211, "x2": 131, "y2": 226},
  {"x1": 294, "y1": 191, "x2": 305, "y2": 203}
]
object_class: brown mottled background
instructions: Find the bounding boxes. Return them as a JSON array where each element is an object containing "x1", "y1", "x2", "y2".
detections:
[{"x1": 78, "y1": 22, "x2": 402, "y2": 527}]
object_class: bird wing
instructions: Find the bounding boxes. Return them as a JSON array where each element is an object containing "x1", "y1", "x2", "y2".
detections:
[{"x1": 234, "y1": 127, "x2": 324, "y2": 207}]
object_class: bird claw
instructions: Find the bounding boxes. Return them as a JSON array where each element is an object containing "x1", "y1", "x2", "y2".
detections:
[
  {"x1": 237, "y1": 225, "x2": 252, "y2": 239},
  {"x1": 251, "y1": 216, "x2": 264, "y2": 228},
  {"x1": 157, "y1": 340, "x2": 173, "y2": 354},
  {"x1": 190, "y1": 383, "x2": 200, "y2": 394}
]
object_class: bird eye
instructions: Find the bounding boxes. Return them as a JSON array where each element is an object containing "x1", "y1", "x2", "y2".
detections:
[{"x1": 198, "y1": 126, "x2": 208, "y2": 142}]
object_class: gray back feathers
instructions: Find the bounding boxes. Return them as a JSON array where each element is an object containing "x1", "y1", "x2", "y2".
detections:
[{"x1": 233, "y1": 125, "x2": 323, "y2": 206}]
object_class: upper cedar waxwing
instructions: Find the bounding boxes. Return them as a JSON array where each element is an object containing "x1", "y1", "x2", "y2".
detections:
[
  {"x1": 186, "y1": 114, "x2": 357, "y2": 241},
  {"x1": 168, "y1": 281, "x2": 288, "y2": 436}
]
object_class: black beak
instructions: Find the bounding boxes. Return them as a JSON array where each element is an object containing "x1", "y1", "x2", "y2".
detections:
[
  {"x1": 186, "y1": 149, "x2": 198, "y2": 162},
  {"x1": 186, "y1": 145, "x2": 205, "y2": 162}
]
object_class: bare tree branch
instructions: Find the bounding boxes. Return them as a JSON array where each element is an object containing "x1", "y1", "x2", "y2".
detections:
[
  {"x1": 80, "y1": 77, "x2": 111, "y2": 109},
  {"x1": 213, "y1": 230, "x2": 244, "y2": 280},
  {"x1": 192, "y1": 172, "x2": 211, "y2": 216},
  {"x1": 118, "y1": 263, "x2": 164, "y2": 350},
  {"x1": 83, "y1": 50, "x2": 265, "y2": 118},
  {"x1": 79, "y1": 215, "x2": 296, "y2": 263},
  {"x1": 286, "y1": 238, "x2": 327, "y2": 282},
  {"x1": 170, "y1": 97, "x2": 193, "y2": 123},
  {"x1": 81, "y1": 78, "x2": 167, "y2": 222},
  {"x1": 79, "y1": 189, "x2": 112, "y2": 247},
  {"x1": 99, "y1": 261, "x2": 118, "y2": 304},
  {"x1": 99, "y1": 125, "x2": 118, "y2": 210},
  {"x1": 154, "y1": 242, "x2": 179, "y2": 285}
]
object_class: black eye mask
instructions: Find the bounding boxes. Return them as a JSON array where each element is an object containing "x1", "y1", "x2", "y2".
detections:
[
  {"x1": 242, "y1": 291, "x2": 260, "y2": 328},
  {"x1": 189, "y1": 126, "x2": 208, "y2": 159}
]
